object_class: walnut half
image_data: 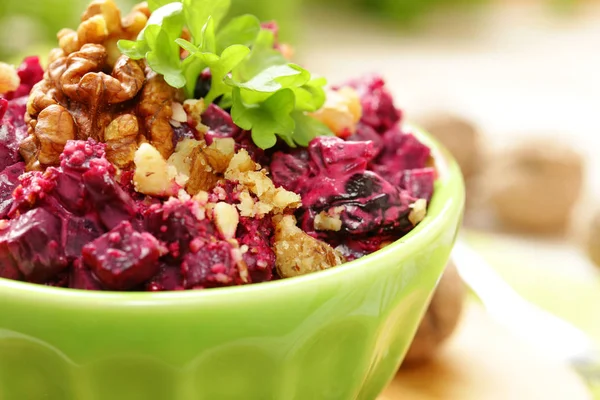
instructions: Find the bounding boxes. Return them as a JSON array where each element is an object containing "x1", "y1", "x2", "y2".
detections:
[{"x1": 273, "y1": 215, "x2": 345, "y2": 278}]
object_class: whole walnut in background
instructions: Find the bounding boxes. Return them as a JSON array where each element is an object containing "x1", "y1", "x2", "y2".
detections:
[
  {"x1": 403, "y1": 261, "x2": 465, "y2": 366},
  {"x1": 418, "y1": 112, "x2": 482, "y2": 180},
  {"x1": 485, "y1": 139, "x2": 584, "y2": 233},
  {"x1": 20, "y1": 0, "x2": 178, "y2": 171}
]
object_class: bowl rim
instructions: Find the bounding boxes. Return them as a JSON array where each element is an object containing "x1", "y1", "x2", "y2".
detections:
[{"x1": 0, "y1": 124, "x2": 465, "y2": 307}]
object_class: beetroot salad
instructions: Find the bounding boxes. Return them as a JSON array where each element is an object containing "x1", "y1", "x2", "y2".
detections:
[{"x1": 0, "y1": 0, "x2": 435, "y2": 291}]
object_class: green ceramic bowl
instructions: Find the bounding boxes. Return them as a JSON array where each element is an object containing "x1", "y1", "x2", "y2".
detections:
[{"x1": 0, "y1": 127, "x2": 464, "y2": 400}]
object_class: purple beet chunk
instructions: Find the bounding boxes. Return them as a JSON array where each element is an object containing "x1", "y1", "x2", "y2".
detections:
[
  {"x1": 399, "y1": 168, "x2": 436, "y2": 202},
  {"x1": 308, "y1": 136, "x2": 377, "y2": 176},
  {"x1": 181, "y1": 240, "x2": 239, "y2": 289},
  {"x1": 0, "y1": 239, "x2": 21, "y2": 281},
  {"x1": 237, "y1": 217, "x2": 275, "y2": 283},
  {"x1": 69, "y1": 258, "x2": 103, "y2": 290},
  {"x1": 145, "y1": 263, "x2": 184, "y2": 291},
  {"x1": 82, "y1": 160, "x2": 136, "y2": 230},
  {"x1": 54, "y1": 140, "x2": 111, "y2": 213},
  {"x1": 146, "y1": 199, "x2": 214, "y2": 259},
  {"x1": 201, "y1": 103, "x2": 241, "y2": 140},
  {"x1": 82, "y1": 221, "x2": 162, "y2": 290},
  {"x1": 347, "y1": 123, "x2": 383, "y2": 157},
  {"x1": 0, "y1": 118, "x2": 27, "y2": 171},
  {"x1": 374, "y1": 129, "x2": 431, "y2": 182},
  {"x1": 0, "y1": 99, "x2": 7, "y2": 120},
  {"x1": 269, "y1": 149, "x2": 311, "y2": 193},
  {"x1": 0, "y1": 208, "x2": 67, "y2": 283},
  {"x1": 172, "y1": 121, "x2": 197, "y2": 148},
  {"x1": 339, "y1": 75, "x2": 402, "y2": 133},
  {"x1": 0, "y1": 162, "x2": 25, "y2": 218},
  {"x1": 64, "y1": 217, "x2": 104, "y2": 259}
]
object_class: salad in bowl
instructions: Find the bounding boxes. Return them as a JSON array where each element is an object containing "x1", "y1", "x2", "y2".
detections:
[{"x1": 0, "y1": 1, "x2": 463, "y2": 399}]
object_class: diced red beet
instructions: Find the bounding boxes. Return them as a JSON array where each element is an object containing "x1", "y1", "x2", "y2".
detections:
[
  {"x1": 69, "y1": 258, "x2": 104, "y2": 290},
  {"x1": 145, "y1": 199, "x2": 214, "y2": 259},
  {"x1": 0, "y1": 99, "x2": 7, "y2": 121},
  {"x1": 181, "y1": 240, "x2": 240, "y2": 289},
  {"x1": 10, "y1": 168, "x2": 59, "y2": 217},
  {"x1": 82, "y1": 221, "x2": 162, "y2": 290},
  {"x1": 0, "y1": 162, "x2": 25, "y2": 219},
  {"x1": 0, "y1": 208, "x2": 67, "y2": 283},
  {"x1": 373, "y1": 129, "x2": 431, "y2": 183},
  {"x1": 202, "y1": 104, "x2": 241, "y2": 140},
  {"x1": 347, "y1": 123, "x2": 383, "y2": 157},
  {"x1": 269, "y1": 150, "x2": 311, "y2": 193},
  {"x1": 82, "y1": 159, "x2": 136, "y2": 230},
  {"x1": 339, "y1": 75, "x2": 402, "y2": 133},
  {"x1": 146, "y1": 263, "x2": 184, "y2": 291},
  {"x1": 399, "y1": 168, "x2": 436, "y2": 202},
  {"x1": 2, "y1": 57, "x2": 44, "y2": 100},
  {"x1": 64, "y1": 216, "x2": 104, "y2": 260},
  {"x1": 237, "y1": 217, "x2": 275, "y2": 283}
]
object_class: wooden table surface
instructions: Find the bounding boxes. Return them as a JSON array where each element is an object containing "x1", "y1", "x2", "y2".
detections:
[{"x1": 380, "y1": 303, "x2": 590, "y2": 400}]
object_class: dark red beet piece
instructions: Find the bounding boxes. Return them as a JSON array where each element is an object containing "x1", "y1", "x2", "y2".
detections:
[
  {"x1": 54, "y1": 139, "x2": 110, "y2": 214},
  {"x1": 145, "y1": 199, "x2": 214, "y2": 259},
  {"x1": 0, "y1": 208, "x2": 67, "y2": 283},
  {"x1": 374, "y1": 128, "x2": 431, "y2": 182},
  {"x1": 347, "y1": 123, "x2": 383, "y2": 157},
  {"x1": 64, "y1": 216, "x2": 104, "y2": 260},
  {"x1": 146, "y1": 263, "x2": 184, "y2": 291},
  {"x1": 82, "y1": 221, "x2": 162, "y2": 290},
  {"x1": 69, "y1": 258, "x2": 103, "y2": 290},
  {"x1": 2, "y1": 57, "x2": 44, "y2": 100},
  {"x1": 0, "y1": 99, "x2": 7, "y2": 121},
  {"x1": 339, "y1": 75, "x2": 402, "y2": 133},
  {"x1": 181, "y1": 240, "x2": 239, "y2": 289},
  {"x1": 82, "y1": 159, "x2": 136, "y2": 230},
  {"x1": 269, "y1": 150, "x2": 311, "y2": 193},
  {"x1": 399, "y1": 167, "x2": 436, "y2": 202},
  {"x1": 9, "y1": 168, "x2": 59, "y2": 217},
  {"x1": 0, "y1": 162, "x2": 25, "y2": 218},
  {"x1": 202, "y1": 104, "x2": 241, "y2": 140},
  {"x1": 237, "y1": 217, "x2": 275, "y2": 283}
]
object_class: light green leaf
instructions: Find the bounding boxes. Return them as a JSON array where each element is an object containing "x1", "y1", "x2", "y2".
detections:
[
  {"x1": 216, "y1": 14, "x2": 261, "y2": 54},
  {"x1": 232, "y1": 29, "x2": 287, "y2": 82},
  {"x1": 203, "y1": 44, "x2": 251, "y2": 104},
  {"x1": 231, "y1": 88, "x2": 296, "y2": 149},
  {"x1": 291, "y1": 111, "x2": 334, "y2": 147},
  {"x1": 226, "y1": 64, "x2": 310, "y2": 97},
  {"x1": 183, "y1": 0, "x2": 231, "y2": 43}
]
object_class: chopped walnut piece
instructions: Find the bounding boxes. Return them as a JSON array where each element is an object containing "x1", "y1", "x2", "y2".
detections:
[
  {"x1": 213, "y1": 202, "x2": 240, "y2": 240},
  {"x1": 137, "y1": 70, "x2": 176, "y2": 159},
  {"x1": 133, "y1": 143, "x2": 178, "y2": 197},
  {"x1": 225, "y1": 150, "x2": 301, "y2": 215},
  {"x1": 408, "y1": 199, "x2": 428, "y2": 226},
  {"x1": 273, "y1": 215, "x2": 345, "y2": 278},
  {"x1": 104, "y1": 114, "x2": 139, "y2": 168},
  {"x1": 310, "y1": 86, "x2": 362, "y2": 137},
  {"x1": 183, "y1": 99, "x2": 207, "y2": 134},
  {"x1": 186, "y1": 147, "x2": 220, "y2": 195},
  {"x1": 35, "y1": 104, "x2": 76, "y2": 166},
  {"x1": 167, "y1": 139, "x2": 203, "y2": 186},
  {"x1": 314, "y1": 208, "x2": 343, "y2": 232},
  {"x1": 0, "y1": 63, "x2": 20, "y2": 94}
]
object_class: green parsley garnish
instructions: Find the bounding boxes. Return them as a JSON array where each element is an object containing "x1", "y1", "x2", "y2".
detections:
[{"x1": 118, "y1": 0, "x2": 332, "y2": 149}]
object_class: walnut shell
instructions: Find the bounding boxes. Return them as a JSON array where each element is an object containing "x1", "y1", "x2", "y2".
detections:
[
  {"x1": 586, "y1": 210, "x2": 600, "y2": 268},
  {"x1": 486, "y1": 139, "x2": 584, "y2": 233},
  {"x1": 419, "y1": 113, "x2": 481, "y2": 179},
  {"x1": 403, "y1": 261, "x2": 465, "y2": 366}
]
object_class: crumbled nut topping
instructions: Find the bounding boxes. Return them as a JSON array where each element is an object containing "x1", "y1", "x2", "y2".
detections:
[
  {"x1": 213, "y1": 202, "x2": 239, "y2": 239},
  {"x1": 0, "y1": 63, "x2": 20, "y2": 94},
  {"x1": 310, "y1": 86, "x2": 362, "y2": 137},
  {"x1": 273, "y1": 215, "x2": 345, "y2": 278},
  {"x1": 314, "y1": 207, "x2": 344, "y2": 232},
  {"x1": 408, "y1": 199, "x2": 428, "y2": 226},
  {"x1": 133, "y1": 143, "x2": 178, "y2": 197},
  {"x1": 225, "y1": 150, "x2": 301, "y2": 216}
]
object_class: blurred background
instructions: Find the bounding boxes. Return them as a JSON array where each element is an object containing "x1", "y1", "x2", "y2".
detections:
[{"x1": 2, "y1": 0, "x2": 599, "y2": 398}]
